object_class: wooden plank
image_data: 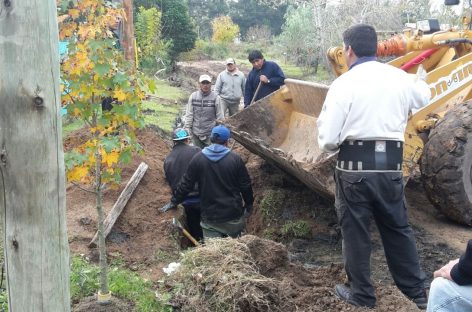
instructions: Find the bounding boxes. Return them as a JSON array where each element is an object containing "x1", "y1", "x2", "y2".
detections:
[
  {"x1": 89, "y1": 162, "x2": 149, "y2": 247},
  {"x1": 0, "y1": 1, "x2": 71, "y2": 310}
]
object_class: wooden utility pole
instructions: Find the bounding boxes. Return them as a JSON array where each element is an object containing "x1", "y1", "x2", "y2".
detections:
[
  {"x1": 123, "y1": 0, "x2": 136, "y2": 67},
  {"x1": 0, "y1": 1, "x2": 71, "y2": 311}
]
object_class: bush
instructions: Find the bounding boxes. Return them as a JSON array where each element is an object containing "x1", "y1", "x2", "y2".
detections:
[
  {"x1": 281, "y1": 220, "x2": 311, "y2": 239},
  {"x1": 180, "y1": 40, "x2": 229, "y2": 61}
]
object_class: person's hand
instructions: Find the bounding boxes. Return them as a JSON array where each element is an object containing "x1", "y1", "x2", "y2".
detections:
[
  {"x1": 244, "y1": 205, "x2": 253, "y2": 218},
  {"x1": 433, "y1": 258, "x2": 459, "y2": 280},
  {"x1": 159, "y1": 202, "x2": 176, "y2": 213},
  {"x1": 259, "y1": 75, "x2": 269, "y2": 83}
]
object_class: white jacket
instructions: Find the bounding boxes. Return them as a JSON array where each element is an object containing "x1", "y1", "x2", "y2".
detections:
[{"x1": 317, "y1": 61, "x2": 431, "y2": 152}]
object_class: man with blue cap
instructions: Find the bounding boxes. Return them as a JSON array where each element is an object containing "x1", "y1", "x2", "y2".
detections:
[
  {"x1": 164, "y1": 125, "x2": 254, "y2": 239},
  {"x1": 160, "y1": 128, "x2": 203, "y2": 242}
]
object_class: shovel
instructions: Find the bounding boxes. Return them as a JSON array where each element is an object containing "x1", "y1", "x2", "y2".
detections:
[
  {"x1": 172, "y1": 218, "x2": 200, "y2": 247},
  {"x1": 249, "y1": 81, "x2": 262, "y2": 107}
]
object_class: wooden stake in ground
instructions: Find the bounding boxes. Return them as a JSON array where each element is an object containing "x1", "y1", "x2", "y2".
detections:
[
  {"x1": 0, "y1": 0, "x2": 71, "y2": 310},
  {"x1": 90, "y1": 162, "x2": 149, "y2": 247}
]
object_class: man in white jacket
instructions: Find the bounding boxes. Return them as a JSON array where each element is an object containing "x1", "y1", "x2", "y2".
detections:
[
  {"x1": 317, "y1": 24, "x2": 431, "y2": 310},
  {"x1": 215, "y1": 58, "x2": 246, "y2": 117}
]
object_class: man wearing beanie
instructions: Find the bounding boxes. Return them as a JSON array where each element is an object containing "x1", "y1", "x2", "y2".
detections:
[{"x1": 168, "y1": 125, "x2": 254, "y2": 239}]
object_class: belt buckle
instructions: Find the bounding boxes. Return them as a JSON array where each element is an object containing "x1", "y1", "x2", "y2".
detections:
[{"x1": 375, "y1": 140, "x2": 386, "y2": 153}]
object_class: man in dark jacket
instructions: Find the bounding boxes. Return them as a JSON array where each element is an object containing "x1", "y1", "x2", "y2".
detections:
[
  {"x1": 161, "y1": 128, "x2": 203, "y2": 241},
  {"x1": 169, "y1": 125, "x2": 254, "y2": 238},
  {"x1": 244, "y1": 50, "x2": 285, "y2": 107},
  {"x1": 427, "y1": 239, "x2": 472, "y2": 311}
]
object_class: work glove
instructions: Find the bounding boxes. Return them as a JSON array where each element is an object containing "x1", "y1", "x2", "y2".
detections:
[
  {"x1": 159, "y1": 201, "x2": 176, "y2": 213},
  {"x1": 243, "y1": 205, "x2": 253, "y2": 219}
]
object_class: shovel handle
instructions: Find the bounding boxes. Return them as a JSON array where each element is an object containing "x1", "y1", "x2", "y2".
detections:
[
  {"x1": 249, "y1": 81, "x2": 263, "y2": 106},
  {"x1": 182, "y1": 228, "x2": 200, "y2": 246}
]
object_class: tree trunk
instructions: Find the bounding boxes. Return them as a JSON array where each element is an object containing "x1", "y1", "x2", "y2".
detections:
[
  {"x1": 0, "y1": 1, "x2": 71, "y2": 311},
  {"x1": 123, "y1": 0, "x2": 136, "y2": 67},
  {"x1": 95, "y1": 151, "x2": 109, "y2": 298}
]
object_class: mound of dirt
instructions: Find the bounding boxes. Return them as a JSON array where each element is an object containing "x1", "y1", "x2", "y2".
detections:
[{"x1": 164, "y1": 235, "x2": 420, "y2": 312}]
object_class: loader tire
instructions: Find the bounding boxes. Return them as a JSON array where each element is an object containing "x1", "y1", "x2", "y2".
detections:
[{"x1": 420, "y1": 100, "x2": 472, "y2": 226}]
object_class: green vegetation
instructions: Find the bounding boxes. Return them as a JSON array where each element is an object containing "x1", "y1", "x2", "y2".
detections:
[
  {"x1": 281, "y1": 220, "x2": 311, "y2": 239},
  {"x1": 262, "y1": 227, "x2": 278, "y2": 240},
  {"x1": 154, "y1": 248, "x2": 179, "y2": 263},
  {"x1": 71, "y1": 256, "x2": 170, "y2": 311},
  {"x1": 142, "y1": 101, "x2": 181, "y2": 133},
  {"x1": 153, "y1": 80, "x2": 186, "y2": 101},
  {"x1": 259, "y1": 189, "x2": 286, "y2": 222},
  {"x1": 62, "y1": 118, "x2": 83, "y2": 137}
]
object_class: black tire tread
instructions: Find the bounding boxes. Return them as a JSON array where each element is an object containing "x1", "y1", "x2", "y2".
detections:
[{"x1": 420, "y1": 100, "x2": 472, "y2": 226}]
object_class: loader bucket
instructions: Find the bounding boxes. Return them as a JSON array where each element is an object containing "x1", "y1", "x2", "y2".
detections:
[{"x1": 225, "y1": 78, "x2": 336, "y2": 199}]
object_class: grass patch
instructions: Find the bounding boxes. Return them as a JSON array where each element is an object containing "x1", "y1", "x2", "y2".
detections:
[
  {"x1": 70, "y1": 256, "x2": 170, "y2": 311},
  {"x1": 281, "y1": 220, "x2": 311, "y2": 239},
  {"x1": 152, "y1": 79, "x2": 186, "y2": 101},
  {"x1": 259, "y1": 189, "x2": 286, "y2": 222},
  {"x1": 142, "y1": 101, "x2": 181, "y2": 134},
  {"x1": 62, "y1": 118, "x2": 83, "y2": 137},
  {"x1": 154, "y1": 248, "x2": 179, "y2": 263}
]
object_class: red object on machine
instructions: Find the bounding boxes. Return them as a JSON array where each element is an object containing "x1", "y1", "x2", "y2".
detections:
[{"x1": 400, "y1": 48, "x2": 438, "y2": 72}]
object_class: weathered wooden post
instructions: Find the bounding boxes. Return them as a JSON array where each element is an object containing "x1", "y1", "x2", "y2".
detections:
[{"x1": 0, "y1": 0, "x2": 71, "y2": 311}]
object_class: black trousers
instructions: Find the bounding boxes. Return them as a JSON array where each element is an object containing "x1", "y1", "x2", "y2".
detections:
[
  {"x1": 183, "y1": 203, "x2": 203, "y2": 242},
  {"x1": 335, "y1": 169, "x2": 426, "y2": 307}
]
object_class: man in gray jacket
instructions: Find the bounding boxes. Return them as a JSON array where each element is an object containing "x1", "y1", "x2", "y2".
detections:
[
  {"x1": 215, "y1": 58, "x2": 246, "y2": 117},
  {"x1": 184, "y1": 74, "x2": 224, "y2": 148}
]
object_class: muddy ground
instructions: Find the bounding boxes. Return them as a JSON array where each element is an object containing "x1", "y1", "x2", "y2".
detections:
[
  {"x1": 69, "y1": 61, "x2": 471, "y2": 311},
  {"x1": 68, "y1": 128, "x2": 471, "y2": 311}
]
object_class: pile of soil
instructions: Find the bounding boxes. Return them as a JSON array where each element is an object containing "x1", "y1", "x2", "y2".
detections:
[
  {"x1": 164, "y1": 235, "x2": 419, "y2": 312},
  {"x1": 66, "y1": 126, "x2": 470, "y2": 312}
]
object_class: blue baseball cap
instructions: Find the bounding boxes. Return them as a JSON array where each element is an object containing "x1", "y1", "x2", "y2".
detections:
[{"x1": 210, "y1": 125, "x2": 231, "y2": 142}]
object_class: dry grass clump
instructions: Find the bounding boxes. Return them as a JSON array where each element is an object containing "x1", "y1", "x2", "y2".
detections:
[{"x1": 166, "y1": 237, "x2": 285, "y2": 312}]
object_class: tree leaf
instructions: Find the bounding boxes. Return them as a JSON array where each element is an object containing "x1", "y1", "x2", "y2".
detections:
[{"x1": 94, "y1": 63, "x2": 111, "y2": 76}]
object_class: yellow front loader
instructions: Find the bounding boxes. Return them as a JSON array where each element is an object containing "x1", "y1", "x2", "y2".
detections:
[{"x1": 226, "y1": 14, "x2": 472, "y2": 226}]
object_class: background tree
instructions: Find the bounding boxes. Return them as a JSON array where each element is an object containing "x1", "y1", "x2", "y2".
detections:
[
  {"x1": 60, "y1": 0, "x2": 153, "y2": 303},
  {"x1": 158, "y1": 0, "x2": 197, "y2": 63},
  {"x1": 277, "y1": 4, "x2": 319, "y2": 73},
  {"x1": 188, "y1": 0, "x2": 230, "y2": 38},
  {"x1": 246, "y1": 25, "x2": 272, "y2": 48},
  {"x1": 135, "y1": 6, "x2": 172, "y2": 72},
  {"x1": 212, "y1": 16, "x2": 240, "y2": 43},
  {"x1": 230, "y1": 0, "x2": 288, "y2": 38},
  {"x1": 0, "y1": 0, "x2": 71, "y2": 310}
]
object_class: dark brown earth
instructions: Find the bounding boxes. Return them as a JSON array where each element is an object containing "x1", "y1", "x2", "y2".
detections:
[{"x1": 68, "y1": 60, "x2": 471, "y2": 311}]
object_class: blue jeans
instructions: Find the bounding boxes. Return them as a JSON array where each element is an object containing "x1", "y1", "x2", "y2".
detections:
[{"x1": 427, "y1": 277, "x2": 472, "y2": 312}]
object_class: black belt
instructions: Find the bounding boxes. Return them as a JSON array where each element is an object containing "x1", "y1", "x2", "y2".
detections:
[{"x1": 337, "y1": 140, "x2": 403, "y2": 171}]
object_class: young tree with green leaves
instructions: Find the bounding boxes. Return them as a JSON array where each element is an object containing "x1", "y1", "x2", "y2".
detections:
[{"x1": 59, "y1": 0, "x2": 154, "y2": 303}]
